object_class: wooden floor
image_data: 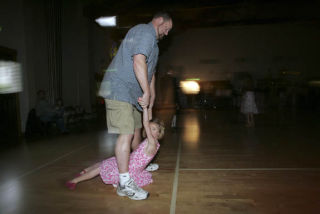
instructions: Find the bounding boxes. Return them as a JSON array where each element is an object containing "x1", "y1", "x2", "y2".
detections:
[{"x1": 1, "y1": 109, "x2": 320, "y2": 214}]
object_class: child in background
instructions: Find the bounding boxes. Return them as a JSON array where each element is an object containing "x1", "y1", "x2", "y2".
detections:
[{"x1": 241, "y1": 89, "x2": 258, "y2": 127}]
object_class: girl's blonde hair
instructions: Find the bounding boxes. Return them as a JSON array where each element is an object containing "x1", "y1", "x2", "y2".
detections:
[{"x1": 142, "y1": 118, "x2": 165, "y2": 140}]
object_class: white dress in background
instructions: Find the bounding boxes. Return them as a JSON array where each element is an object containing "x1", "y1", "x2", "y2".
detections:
[{"x1": 241, "y1": 91, "x2": 258, "y2": 114}]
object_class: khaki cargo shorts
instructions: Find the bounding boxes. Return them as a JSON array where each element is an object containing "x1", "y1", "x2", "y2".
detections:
[{"x1": 105, "y1": 99, "x2": 142, "y2": 134}]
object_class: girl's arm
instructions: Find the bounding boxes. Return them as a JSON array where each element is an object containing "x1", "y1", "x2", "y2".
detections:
[
  {"x1": 142, "y1": 107, "x2": 156, "y2": 144},
  {"x1": 138, "y1": 98, "x2": 157, "y2": 155}
]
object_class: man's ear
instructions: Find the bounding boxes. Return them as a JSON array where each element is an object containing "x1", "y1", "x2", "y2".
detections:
[{"x1": 157, "y1": 17, "x2": 164, "y2": 25}]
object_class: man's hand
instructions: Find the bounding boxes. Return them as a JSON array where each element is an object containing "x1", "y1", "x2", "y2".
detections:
[
  {"x1": 138, "y1": 95, "x2": 149, "y2": 109},
  {"x1": 140, "y1": 92, "x2": 150, "y2": 108}
]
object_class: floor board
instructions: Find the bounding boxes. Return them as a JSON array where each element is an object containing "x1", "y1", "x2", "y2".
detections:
[{"x1": 1, "y1": 109, "x2": 320, "y2": 214}]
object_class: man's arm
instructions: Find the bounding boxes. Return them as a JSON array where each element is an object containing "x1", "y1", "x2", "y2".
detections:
[
  {"x1": 133, "y1": 54, "x2": 150, "y2": 108},
  {"x1": 148, "y1": 74, "x2": 156, "y2": 119}
]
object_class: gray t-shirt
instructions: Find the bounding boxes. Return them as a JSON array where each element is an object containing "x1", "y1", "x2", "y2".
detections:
[{"x1": 99, "y1": 22, "x2": 159, "y2": 111}]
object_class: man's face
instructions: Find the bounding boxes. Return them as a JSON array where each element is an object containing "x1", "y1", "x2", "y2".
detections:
[{"x1": 157, "y1": 19, "x2": 172, "y2": 40}]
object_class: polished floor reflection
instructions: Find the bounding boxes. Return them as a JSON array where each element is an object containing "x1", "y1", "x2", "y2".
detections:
[{"x1": 1, "y1": 109, "x2": 320, "y2": 214}]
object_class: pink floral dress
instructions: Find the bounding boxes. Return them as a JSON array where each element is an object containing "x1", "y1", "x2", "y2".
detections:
[{"x1": 99, "y1": 139, "x2": 160, "y2": 187}]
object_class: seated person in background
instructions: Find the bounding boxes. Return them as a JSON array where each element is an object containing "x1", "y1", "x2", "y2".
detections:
[
  {"x1": 35, "y1": 90, "x2": 68, "y2": 133},
  {"x1": 55, "y1": 98, "x2": 65, "y2": 118}
]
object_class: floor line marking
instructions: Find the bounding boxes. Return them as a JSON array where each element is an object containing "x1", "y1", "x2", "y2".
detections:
[
  {"x1": 0, "y1": 142, "x2": 92, "y2": 191},
  {"x1": 170, "y1": 136, "x2": 182, "y2": 214},
  {"x1": 180, "y1": 168, "x2": 320, "y2": 171}
]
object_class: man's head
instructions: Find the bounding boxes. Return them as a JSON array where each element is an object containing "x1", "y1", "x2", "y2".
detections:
[{"x1": 151, "y1": 12, "x2": 173, "y2": 40}]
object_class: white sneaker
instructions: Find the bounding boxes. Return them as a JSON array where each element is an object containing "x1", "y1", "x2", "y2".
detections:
[
  {"x1": 146, "y1": 163, "x2": 159, "y2": 172},
  {"x1": 116, "y1": 178, "x2": 148, "y2": 200}
]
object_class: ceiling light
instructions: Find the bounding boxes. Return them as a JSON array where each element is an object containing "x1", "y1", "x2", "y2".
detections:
[
  {"x1": 95, "y1": 16, "x2": 117, "y2": 27},
  {"x1": 186, "y1": 78, "x2": 200, "y2": 81},
  {"x1": 180, "y1": 81, "x2": 200, "y2": 94}
]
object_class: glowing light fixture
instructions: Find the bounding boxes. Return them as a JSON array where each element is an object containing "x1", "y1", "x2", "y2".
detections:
[
  {"x1": 180, "y1": 80, "x2": 200, "y2": 94},
  {"x1": 186, "y1": 78, "x2": 200, "y2": 81},
  {"x1": 95, "y1": 16, "x2": 117, "y2": 27},
  {"x1": 309, "y1": 81, "x2": 320, "y2": 87},
  {"x1": 0, "y1": 61, "x2": 22, "y2": 94}
]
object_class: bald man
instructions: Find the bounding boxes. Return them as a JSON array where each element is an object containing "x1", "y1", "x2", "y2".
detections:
[{"x1": 99, "y1": 12, "x2": 173, "y2": 200}]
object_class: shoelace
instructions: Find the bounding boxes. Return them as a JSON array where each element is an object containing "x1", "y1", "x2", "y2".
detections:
[
  {"x1": 126, "y1": 179, "x2": 139, "y2": 190},
  {"x1": 126, "y1": 179, "x2": 146, "y2": 193}
]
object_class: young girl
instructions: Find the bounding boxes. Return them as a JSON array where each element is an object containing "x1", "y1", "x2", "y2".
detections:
[
  {"x1": 241, "y1": 89, "x2": 258, "y2": 127},
  {"x1": 65, "y1": 104, "x2": 165, "y2": 193}
]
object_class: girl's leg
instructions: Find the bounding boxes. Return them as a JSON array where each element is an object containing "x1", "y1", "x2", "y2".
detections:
[
  {"x1": 70, "y1": 164, "x2": 100, "y2": 184},
  {"x1": 76, "y1": 162, "x2": 100, "y2": 176},
  {"x1": 251, "y1": 114, "x2": 255, "y2": 127},
  {"x1": 83, "y1": 163, "x2": 101, "y2": 173},
  {"x1": 248, "y1": 113, "x2": 254, "y2": 127},
  {"x1": 246, "y1": 114, "x2": 250, "y2": 127}
]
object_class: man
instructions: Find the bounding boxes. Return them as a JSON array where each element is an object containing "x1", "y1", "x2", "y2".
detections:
[{"x1": 98, "y1": 12, "x2": 173, "y2": 200}]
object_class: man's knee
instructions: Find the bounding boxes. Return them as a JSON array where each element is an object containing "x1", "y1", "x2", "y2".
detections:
[{"x1": 117, "y1": 134, "x2": 134, "y2": 146}]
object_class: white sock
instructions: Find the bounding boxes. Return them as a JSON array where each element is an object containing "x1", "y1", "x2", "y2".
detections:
[{"x1": 119, "y1": 172, "x2": 130, "y2": 186}]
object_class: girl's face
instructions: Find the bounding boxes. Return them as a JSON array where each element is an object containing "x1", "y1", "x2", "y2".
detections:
[{"x1": 150, "y1": 122, "x2": 160, "y2": 139}]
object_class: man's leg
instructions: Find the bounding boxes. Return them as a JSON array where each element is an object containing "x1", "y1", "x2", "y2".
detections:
[
  {"x1": 131, "y1": 128, "x2": 141, "y2": 151},
  {"x1": 115, "y1": 134, "x2": 133, "y2": 173},
  {"x1": 131, "y1": 107, "x2": 142, "y2": 151},
  {"x1": 105, "y1": 99, "x2": 148, "y2": 200}
]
